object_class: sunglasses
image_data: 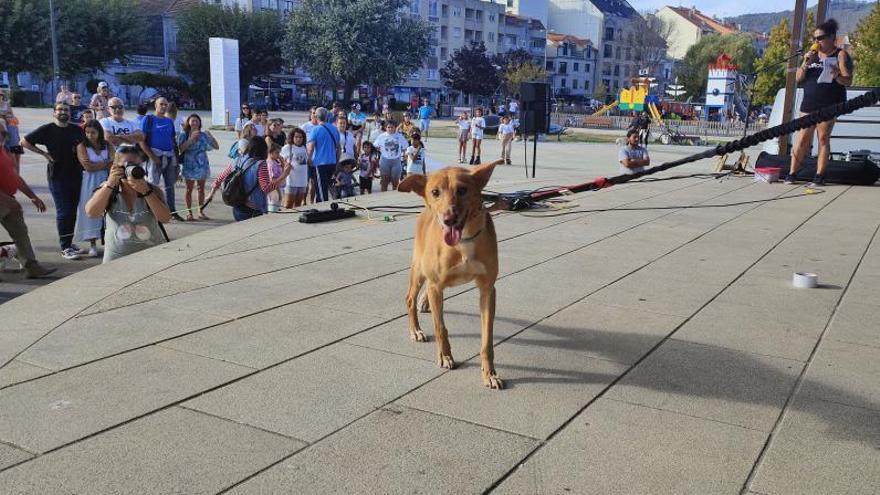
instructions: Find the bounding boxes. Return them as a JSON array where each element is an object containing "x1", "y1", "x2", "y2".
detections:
[
  {"x1": 813, "y1": 34, "x2": 829, "y2": 41},
  {"x1": 110, "y1": 105, "x2": 124, "y2": 110},
  {"x1": 242, "y1": 106, "x2": 250, "y2": 110}
]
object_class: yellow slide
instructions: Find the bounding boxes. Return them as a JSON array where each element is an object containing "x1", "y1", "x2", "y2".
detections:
[
  {"x1": 592, "y1": 101, "x2": 619, "y2": 117},
  {"x1": 647, "y1": 103, "x2": 663, "y2": 124}
]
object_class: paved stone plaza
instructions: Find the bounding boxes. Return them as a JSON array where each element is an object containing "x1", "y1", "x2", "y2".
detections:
[{"x1": 0, "y1": 109, "x2": 879, "y2": 493}]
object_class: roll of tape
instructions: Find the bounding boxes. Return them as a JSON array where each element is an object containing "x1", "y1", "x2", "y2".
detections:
[{"x1": 792, "y1": 272, "x2": 818, "y2": 289}]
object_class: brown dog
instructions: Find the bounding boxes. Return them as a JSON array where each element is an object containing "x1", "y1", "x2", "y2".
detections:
[{"x1": 398, "y1": 160, "x2": 503, "y2": 389}]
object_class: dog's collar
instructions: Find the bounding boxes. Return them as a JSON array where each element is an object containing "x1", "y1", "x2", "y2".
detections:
[{"x1": 460, "y1": 228, "x2": 483, "y2": 242}]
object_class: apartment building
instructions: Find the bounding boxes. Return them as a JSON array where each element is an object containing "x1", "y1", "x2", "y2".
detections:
[
  {"x1": 655, "y1": 6, "x2": 737, "y2": 60},
  {"x1": 545, "y1": 34, "x2": 597, "y2": 101}
]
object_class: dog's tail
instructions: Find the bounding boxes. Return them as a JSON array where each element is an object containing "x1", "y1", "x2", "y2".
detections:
[{"x1": 483, "y1": 159, "x2": 504, "y2": 167}]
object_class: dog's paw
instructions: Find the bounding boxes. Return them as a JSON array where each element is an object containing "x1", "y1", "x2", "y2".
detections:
[
  {"x1": 438, "y1": 354, "x2": 456, "y2": 369},
  {"x1": 410, "y1": 329, "x2": 429, "y2": 342},
  {"x1": 482, "y1": 370, "x2": 504, "y2": 390}
]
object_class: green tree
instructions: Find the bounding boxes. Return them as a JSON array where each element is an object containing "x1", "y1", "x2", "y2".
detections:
[
  {"x1": 441, "y1": 42, "x2": 501, "y2": 106},
  {"x1": 593, "y1": 80, "x2": 608, "y2": 102},
  {"x1": 0, "y1": 0, "x2": 48, "y2": 90},
  {"x1": 675, "y1": 33, "x2": 757, "y2": 100},
  {"x1": 752, "y1": 19, "x2": 791, "y2": 106},
  {"x1": 176, "y1": 3, "x2": 284, "y2": 104},
  {"x1": 285, "y1": 0, "x2": 433, "y2": 105},
  {"x1": 503, "y1": 62, "x2": 547, "y2": 95},
  {"x1": 0, "y1": 0, "x2": 143, "y2": 87},
  {"x1": 802, "y1": 10, "x2": 816, "y2": 52},
  {"x1": 851, "y1": 1, "x2": 880, "y2": 86},
  {"x1": 119, "y1": 72, "x2": 190, "y2": 102}
]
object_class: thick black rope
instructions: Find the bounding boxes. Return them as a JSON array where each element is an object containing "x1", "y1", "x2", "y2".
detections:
[{"x1": 492, "y1": 88, "x2": 880, "y2": 208}]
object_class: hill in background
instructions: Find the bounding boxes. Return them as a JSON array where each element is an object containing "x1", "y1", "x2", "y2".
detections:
[{"x1": 724, "y1": 0, "x2": 872, "y2": 34}]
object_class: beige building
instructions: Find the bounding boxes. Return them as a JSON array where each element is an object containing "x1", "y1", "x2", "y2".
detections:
[
  {"x1": 545, "y1": 33, "x2": 597, "y2": 100},
  {"x1": 655, "y1": 6, "x2": 737, "y2": 60}
]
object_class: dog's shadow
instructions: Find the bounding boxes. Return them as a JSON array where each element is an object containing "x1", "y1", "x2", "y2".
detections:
[{"x1": 439, "y1": 309, "x2": 880, "y2": 446}]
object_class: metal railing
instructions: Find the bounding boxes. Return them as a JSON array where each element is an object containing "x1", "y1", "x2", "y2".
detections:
[{"x1": 552, "y1": 112, "x2": 768, "y2": 137}]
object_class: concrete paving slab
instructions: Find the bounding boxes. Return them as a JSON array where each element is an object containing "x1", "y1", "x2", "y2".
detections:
[
  {"x1": 798, "y1": 340, "x2": 880, "y2": 412},
  {"x1": 398, "y1": 341, "x2": 628, "y2": 439},
  {"x1": 227, "y1": 405, "x2": 539, "y2": 494},
  {"x1": 184, "y1": 344, "x2": 441, "y2": 443},
  {"x1": 0, "y1": 360, "x2": 50, "y2": 389},
  {"x1": 516, "y1": 300, "x2": 687, "y2": 365},
  {"x1": 588, "y1": 276, "x2": 726, "y2": 318},
  {"x1": 493, "y1": 398, "x2": 767, "y2": 495},
  {"x1": 675, "y1": 299, "x2": 824, "y2": 362},
  {"x1": 0, "y1": 346, "x2": 250, "y2": 453},
  {"x1": 77, "y1": 275, "x2": 207, "y2": 316},
  {"x1": 18, "y1": 300, "x2": 231, "y2": 371},
  {"x1": 162, "y1": 302, "x2": 389, "y2": 369},
  {"x1": 0, "y1": 443, "x2": 32, "y2": 472},
  {"x1": 827, "y1": 300, "x2": 880, "y2": 349},
  {"x1": 607, "y1": 339, "x2": 802, "y2": 431},
  {"x1": 750, "y1": 398, "x2": 880, "y2": 495},
  {"x1": 0, "y1": 407, "x2": 303, "y2": 494},
  {"x1": 159, "y1": 253, "x2": 309, "y2": 286}
]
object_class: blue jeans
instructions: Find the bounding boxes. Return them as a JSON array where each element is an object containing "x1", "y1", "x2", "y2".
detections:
[
  {"x1": 48, "y1": 176, "x2": 81, "y2": 250},
  {"x1": 146, "y1": 153, "x2": 178, "y2": 214},
  {"x1": 233, "y1": 205, "x2": 262, "y2": 221}
]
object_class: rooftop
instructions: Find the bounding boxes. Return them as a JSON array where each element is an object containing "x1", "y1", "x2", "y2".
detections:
[{"x1": 667, "y1": 5, "x2": 739, "y2": 34}]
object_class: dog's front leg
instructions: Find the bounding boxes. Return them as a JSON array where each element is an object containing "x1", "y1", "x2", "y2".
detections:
[
  {"x1": 406, "y1": 268, "x2": 428, "y2": 342},
  {"x1": 478, "y1": 282, "x2": 503, "y2": 389},
  {"x1": 427, "y1": 283, "x2": 455, "y2": 369}
]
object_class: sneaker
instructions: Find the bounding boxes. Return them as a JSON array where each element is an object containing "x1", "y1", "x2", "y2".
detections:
[
  {"x1": 474, "y1": 156, "x2": 481, "y2": 165},
  {"x1": 807, "y1": 175, "x2": 826, "y2": 188},
  {"x1": 25, "y1": 262, "x2": 57, "y2": 279},
  {"x1": 469, "y1": 156, "x2": 475, "y2": 165},
  {"x1": 61, "y1": 247, "x2": 81, "y2": 260},
  {"x1": 70, "y1": 243, "x2": 85, "y2": 254},
  {"x1": 783, "y1": 174, "x2": 797, "y2": 185},
  {"x1": 506, "y1": 159, "x2": 512, "y2": 165},
  {"x1": 88, "y1": 246, "x2": 101, "y2": 258},
  {"x1": 1, "y1": 245, "x2": 22, "y2": 271}
]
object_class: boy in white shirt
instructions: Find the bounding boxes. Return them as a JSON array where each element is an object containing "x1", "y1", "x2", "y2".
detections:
[
  {"x1": 372, "y1": 121, "x2": 409, "y2": 191},
  {"x1": 469, "y1": 107, "x2": 486, "y2": 165},
  {"x1": 498, "y1": 115, "x2": 514, "y2": 165}
]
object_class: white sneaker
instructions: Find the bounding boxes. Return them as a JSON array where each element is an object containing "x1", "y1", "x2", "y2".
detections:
[
  {"x1": 61, "y1": 247, "x2": 82, "y2": 260},
  {"x1": 88, "y1": 246, "x2": 101, "y2": 258},
  {"x1": 0, "y1": 245, "x2": 22, "y2": 271}
]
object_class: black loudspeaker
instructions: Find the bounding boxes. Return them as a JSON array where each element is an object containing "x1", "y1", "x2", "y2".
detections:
[{"x1": 520, "y1": 81, "x2": 549, "y2": 134}]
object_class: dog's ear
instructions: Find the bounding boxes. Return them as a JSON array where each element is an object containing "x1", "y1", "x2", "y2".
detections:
[
  {"x1": 470, "y1": 159, "x2": 501, "y2": 191},
  {"x1": 398, "y1": 174, "x2": 427, "y2": 197}
]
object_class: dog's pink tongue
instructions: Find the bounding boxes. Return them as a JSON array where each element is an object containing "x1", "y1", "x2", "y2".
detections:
[{"x1": 443, "y1": 225, "x2": 463, "y2": 246}]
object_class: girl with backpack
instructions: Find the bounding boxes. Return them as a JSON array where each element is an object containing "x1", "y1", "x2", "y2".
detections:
[{"x1": 207, "y1": 137, "x2": 289, "y2": 221}]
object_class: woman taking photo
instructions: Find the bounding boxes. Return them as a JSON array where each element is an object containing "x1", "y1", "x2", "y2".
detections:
[
  {"x1": 785, "y1": 18, "x2": 853, "y2": 187},
  {"x1": 85, "y1": 145, "x2": 171, "y2": 263},
  {"x1": 178, "y1": 114, "x2": 219, "y2": 221},
  {"x1": 75, "y1": 121, "x2": 115, "y2": 257}
]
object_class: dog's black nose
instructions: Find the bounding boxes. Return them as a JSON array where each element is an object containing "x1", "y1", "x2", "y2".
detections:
[{"x1": 443, "y1": 214, "x2": 457, "y2": 226}]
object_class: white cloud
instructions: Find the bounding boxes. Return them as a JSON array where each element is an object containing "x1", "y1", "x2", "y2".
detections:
[{"x1": 633, "y1": 0, "x2": 820, "y2": 19}]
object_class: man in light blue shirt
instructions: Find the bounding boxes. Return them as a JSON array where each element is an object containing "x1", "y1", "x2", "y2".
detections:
[
  {"x1": 417, "y1": 99, "x2": 434, "y2": 141},
  {"x1": 306, "y1": 107, "x2": 341, "y2": 202}
]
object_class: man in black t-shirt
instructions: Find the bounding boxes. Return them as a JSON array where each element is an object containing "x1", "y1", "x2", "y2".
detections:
[{"x1": 20, "y1": 104, "x2": 86, "y2": 259}]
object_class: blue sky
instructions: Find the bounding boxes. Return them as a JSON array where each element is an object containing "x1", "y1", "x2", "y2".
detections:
[{"x1": 634, "y1": 0, "x2": 820, "y2": 19}]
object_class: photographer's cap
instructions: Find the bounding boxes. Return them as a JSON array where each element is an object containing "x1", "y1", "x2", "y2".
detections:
[{"x1": 97, "y1": 81, "x2": 109, "y2": 89}]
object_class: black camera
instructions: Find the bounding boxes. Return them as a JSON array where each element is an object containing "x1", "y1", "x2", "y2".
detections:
[{"x1": 123, "y1": 161, "x2": 146, "y2": 180}]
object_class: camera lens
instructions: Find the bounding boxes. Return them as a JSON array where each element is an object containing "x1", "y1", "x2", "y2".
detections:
[{"x1": 123, "y1": 161, "x2": 146, "y2": 180}]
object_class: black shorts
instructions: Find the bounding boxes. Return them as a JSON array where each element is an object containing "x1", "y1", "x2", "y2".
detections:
[{"x1": 359, "y1": 176, "x2": 373, "y2": 192}]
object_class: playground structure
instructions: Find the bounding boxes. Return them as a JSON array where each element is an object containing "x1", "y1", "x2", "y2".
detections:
[
  {"x1": 592, "y1": 76, "x2": 663, "y2": 124},
  {"x1": 704, "y1": 53, "x2": 749, "y2": 123}
]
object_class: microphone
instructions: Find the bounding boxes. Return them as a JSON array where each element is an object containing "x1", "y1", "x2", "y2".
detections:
[{"x1": 810, "y1": 42, "x2": 820, "y2": 52}]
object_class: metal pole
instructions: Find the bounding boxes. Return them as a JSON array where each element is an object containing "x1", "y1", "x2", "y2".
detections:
[{"x1": 48, "y1": 0, "x2": 61, "y2": 99}]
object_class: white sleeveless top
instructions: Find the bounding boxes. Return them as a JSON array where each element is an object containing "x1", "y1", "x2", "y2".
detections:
[{"x1": 87, "y1": 146, "x2": 109, "y2": 164}]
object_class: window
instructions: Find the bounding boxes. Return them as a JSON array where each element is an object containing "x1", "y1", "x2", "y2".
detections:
[
  {"x1": 452, "y1": 7, "x2": 460, "y2": 16},
  {"x1": 615, "y1": 47, "x2": 621, "y2": 60},
  {"x1": 441, "y1": 47, "x2": 447, "y2": 60},
  {"x1": 573, "y1": 79, "x2": 578, "y2": 89},
  {"x1": 625, "y1": 47, "x2": 631, "y2": 60},
  {"x1": 427, "y1": 69, "x2": 439, "y2": 80},
  {"x1": 489, "y1": 13, "x2": 495, "y2": 22},
  {"x1": 546, "y1": 60, "x2": 554, "y2": 71},
  {"x1": 561, "y1": 78, "x2": 566, "y2": 88},
  {"x1": 465, "y1": 29, "x2": 473, "y2": 41},
  {"x1": 475, "y1": 10, "x2": 482, "y2": 21},
  {"x1": 614, "y1": 64, "x2": 619, "y2": 76},
  {"x1": 605, "y1": 27, "x2": 614, "y2": 41},
  {"x1": 475, "y1": 30, "x2": 483, "y2": 42},
  {"x1": 453, "y1": 27, "x2": 461, "y2": 38},
  {"x1": 585, "y1": 63, "x2": 590, "y2": 73},
  {"x1": 574, "y1": 62, "x2": 579, "y2": 72},
  {"x1": 465, "y1": 8, "x2": 473, "y2": 19},
  {"x1": 488, "y1": 31, "x2": 495, "y2": 42},
  {"x1": 442, "y1": 4, "x2": 448, "y2": 16},
  {"x1": 440, "y1": 26, "x2": 447, "y2": 39},
  {"x1": 284, "y1": 0, "x2": 294, "y2": 12},
  {"x1": 584, "y1": 81, "x2": 590, "y2": 91},
  {"x1": 429, "y1": 0, "x2": 438, "y2": 17},
  {"x1": 559, "y1": 61, "x2": 567, "y2": 74},
  {"x1": 411, "y1": 1, "x2": 419, "y2": 15},
  {"x1": 603, "y1": 44, "x2": 612, "y2": 58}
]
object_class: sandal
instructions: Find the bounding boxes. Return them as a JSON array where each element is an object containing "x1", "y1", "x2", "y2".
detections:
[
  {"x1": 185, "y1": 213, "x2": 194, "y2": 221},
  {"x1": 198, "y1": 213, "x2": 210, "y2": 220}
]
